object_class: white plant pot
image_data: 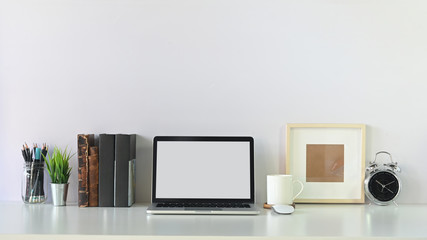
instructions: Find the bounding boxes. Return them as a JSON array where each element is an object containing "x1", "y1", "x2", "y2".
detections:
[{"x1": 51, "y1": 183, "x2": 69, "y2": 206}]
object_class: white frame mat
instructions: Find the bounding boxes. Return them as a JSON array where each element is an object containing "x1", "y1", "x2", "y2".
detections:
[{"x1": 286, "y1": 124, "x2": 366, "y2": 203}]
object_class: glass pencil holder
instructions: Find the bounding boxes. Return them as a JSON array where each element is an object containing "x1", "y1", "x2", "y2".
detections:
[{"x1": 22, "y1": 162, "x2": 47, "y2": 204}]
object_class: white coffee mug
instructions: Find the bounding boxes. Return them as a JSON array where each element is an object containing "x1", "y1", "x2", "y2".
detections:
[{"x1": 267, "y1": 174, "x2": 304, "y2": 205}]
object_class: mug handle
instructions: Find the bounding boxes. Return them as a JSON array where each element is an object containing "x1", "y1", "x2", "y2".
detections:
[{"x1": 292, "y1": 180, "x2": 304, "y2": 200}]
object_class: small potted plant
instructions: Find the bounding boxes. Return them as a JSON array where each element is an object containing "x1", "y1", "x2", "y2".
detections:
[{"x1": 43, "y1": 146, "x2": 75, "y2": 206}]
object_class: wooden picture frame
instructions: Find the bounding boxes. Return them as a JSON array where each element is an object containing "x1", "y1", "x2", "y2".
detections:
[{"x1": 286, "y1": 123, "x2": 366, "y2": 203}]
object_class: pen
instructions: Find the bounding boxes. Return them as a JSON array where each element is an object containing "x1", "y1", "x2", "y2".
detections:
[
  {"x1": 35, "y1": 148, "x2": 41, "y2": 161},
  {"x1": 25, "y1": 143, "x2": 31, "y2": 162},
  {"x1": 22, "y1": 146, "x2": 28, "y2": 162},
  {"x1": 41, "y1": 143, "x2": 47, "y2": 162}
]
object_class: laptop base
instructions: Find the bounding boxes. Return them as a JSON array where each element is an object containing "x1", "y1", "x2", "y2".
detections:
[{"x1": 146, "y1": 204, "x2": 260, "y2": 215}]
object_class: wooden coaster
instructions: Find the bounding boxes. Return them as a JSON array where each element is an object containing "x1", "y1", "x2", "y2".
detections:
[{"x1": 264, "y1": 202, "x2": 296, "y2": 209}]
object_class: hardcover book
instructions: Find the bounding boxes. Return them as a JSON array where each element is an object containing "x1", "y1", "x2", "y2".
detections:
[
  {"x1": 114, "y1": 134, "x2": 130, "y2": 207},
  {"x1": 114, "y1": 134, "x2": 137, "y2": 207},
  {"x1": 77, "y1": 134, "x2": 94, "y2": 207},
  {"x1": 129, "y1": 134, "x2": 136, "y2": 206},
  {"x1": 88, "y1": 146, "x2": 99, "y2": 207},
  {"x1": 98, "y1": 134, "x2": 115, "y2": 207}
]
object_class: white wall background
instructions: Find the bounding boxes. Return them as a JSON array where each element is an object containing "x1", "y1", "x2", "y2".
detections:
[{"x1": 1, "y1": 0, "x2": 427, "y2": 204}]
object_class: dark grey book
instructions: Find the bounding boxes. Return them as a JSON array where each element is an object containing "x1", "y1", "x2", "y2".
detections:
[
  {"x1": 114, "y1": 134, "x2": 131, "y2": 207},
  {"x1": 98, "y1": 134, "x2": 115, "y2": 207},
  {"x1": 129, "y1": 134, "x2": 136, "y2": 206}
]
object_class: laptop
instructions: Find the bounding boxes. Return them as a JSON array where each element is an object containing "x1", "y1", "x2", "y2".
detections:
[{"x1": 146, "y1": 136, "x2": 260, "y2": 215}]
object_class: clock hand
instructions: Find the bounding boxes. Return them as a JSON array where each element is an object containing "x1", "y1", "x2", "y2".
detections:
[
  {"x1": 375, "y1": 180, "x2": 385, "y2": 187},
  {"x1": 375, "y1": 180, "x2": 386, "y2": 192},
  {"x1": 384, "y1": 186, "x2": 394, "y2": 194},
  {"x1": 384, "y1": 181, "x2": 395, "y2": 187}
]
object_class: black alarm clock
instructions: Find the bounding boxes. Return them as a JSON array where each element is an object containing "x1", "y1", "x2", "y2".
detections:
[{"x1": 364, "y1": 151, "x2": 401, "y2": 205}]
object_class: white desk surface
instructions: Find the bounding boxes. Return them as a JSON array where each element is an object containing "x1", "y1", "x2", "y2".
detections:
[{"x1": 0, "y1": 202, "x2": 426, "y2": 239}]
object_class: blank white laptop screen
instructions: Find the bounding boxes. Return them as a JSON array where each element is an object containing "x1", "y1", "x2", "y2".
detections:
[{"x1": 155, "y1": 141, "x2": 251, "y2": 199}]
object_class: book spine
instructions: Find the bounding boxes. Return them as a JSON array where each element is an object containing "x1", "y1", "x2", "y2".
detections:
[
  {"x1": 114, "y1": 134, "x2": 130, "y2": 207},
  {"x1": 99, "y1": 134, "x2": 115, "y2": 207},
  {"x1": 128, "y1": 134, "x2": 136, "y2": 206},
  {"x1": 88, "y1": 146, "x2": 99, "y2": 207},
  {"x1": 77, "y1": 134, "x2": 94, "y2": 208}
]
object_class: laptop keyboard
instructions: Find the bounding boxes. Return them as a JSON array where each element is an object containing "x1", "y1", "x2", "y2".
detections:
[{"x1": 156, "y1": 202, "x2": 251, "y2": 208}]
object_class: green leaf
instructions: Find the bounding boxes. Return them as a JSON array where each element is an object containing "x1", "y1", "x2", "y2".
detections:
[{"x1": 44, "y1": 145, "x2": 74, "y2": 184}]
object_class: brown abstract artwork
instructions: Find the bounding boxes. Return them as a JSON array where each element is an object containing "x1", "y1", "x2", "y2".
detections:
[{"x1": 306, "y1": 144, "x2": 344, "y2": 182}]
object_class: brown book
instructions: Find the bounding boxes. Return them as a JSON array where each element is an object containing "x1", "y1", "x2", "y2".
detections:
[
  {"x1": 77, "y1": 134, "x2": 94, "y2": 207},
  {"x1": 88, "y1": 146, "x2": 99, "y2": 207}
]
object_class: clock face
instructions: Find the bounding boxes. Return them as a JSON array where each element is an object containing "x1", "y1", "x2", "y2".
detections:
[{"x1": 368, "y1": 171, "x2": 399, "y2": 202}]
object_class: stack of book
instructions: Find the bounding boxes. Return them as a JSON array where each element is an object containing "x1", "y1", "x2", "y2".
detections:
[{"x1": 77, "y1": 134, "x2": 136, "y2": 207}]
